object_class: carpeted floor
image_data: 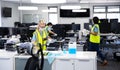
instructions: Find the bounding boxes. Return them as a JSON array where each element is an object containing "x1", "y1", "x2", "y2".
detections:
[{"x1": 97, "y1": 60, "x2": 120, "y2": 70}]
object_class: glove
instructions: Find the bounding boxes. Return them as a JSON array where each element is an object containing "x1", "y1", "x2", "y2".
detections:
[{"x1": 54, "y1": 34, "x2": 57, "y2": 36}]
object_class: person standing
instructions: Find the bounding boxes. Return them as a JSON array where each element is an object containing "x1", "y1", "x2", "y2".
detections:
[
  {"x1": 45, "y1": 22, "x2": 57, "y2": 36},
  {"x1": 32, "y1": 20, "x2": 49, "y2": 51},
  {"x1": 88, "y1": 17, "x2": 108, "y2": 65}
]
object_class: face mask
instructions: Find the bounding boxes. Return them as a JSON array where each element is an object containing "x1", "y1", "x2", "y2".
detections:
[
  {"x1": 49, "y1": 26, "x2": 52, "y2": 28},
  {"x1": 39, "y1": 28, "x2": 44, "y2": 31}
]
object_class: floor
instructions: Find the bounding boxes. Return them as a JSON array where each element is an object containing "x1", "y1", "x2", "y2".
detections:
[
  {"x1": 76, "y1": 41, "x2": 120, "y2": 70},
  {"x1": 97, "y1": 60, "x2": 120, "y2": 70}
]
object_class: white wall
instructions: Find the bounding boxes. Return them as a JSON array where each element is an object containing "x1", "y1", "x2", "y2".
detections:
[
  {"x1": 21, "y1": 5, "x2": 48, "y2": 23},
  {"x1": 21, "y1": 4, "x2": 90, "y2": 30},
  {"x1": 0, "y1": 1, "x2": 1, "y2": 27},
  {"x1": 1, "y1": 2, "x2": 19, "y2": 27},
  {"x1": 1, "y1": 2, "x2": 120, "y2": 29}
]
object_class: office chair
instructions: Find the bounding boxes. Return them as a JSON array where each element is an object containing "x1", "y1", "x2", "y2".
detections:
[{"x1": 24, "y1": 43, "x2": 44, "y2": 70}]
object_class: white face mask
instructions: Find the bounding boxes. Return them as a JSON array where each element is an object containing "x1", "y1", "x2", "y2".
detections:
[
  {"x1": 49, "y1": 26, "x2": 52, "y2": 28},
  {"x1": 39, "y1": 28, "x2": 44, "y2": 31}
]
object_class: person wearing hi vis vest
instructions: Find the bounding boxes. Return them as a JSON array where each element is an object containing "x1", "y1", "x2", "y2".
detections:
[
  {"x1": 32, "y1": 20, "x2": 49, "y2": 51},
  {"x1": 88, "y1": 17, "x2": 108, "y2": 65},
  {"x1": 45, "y1": 22, "x2": 57, "y2": 36}
]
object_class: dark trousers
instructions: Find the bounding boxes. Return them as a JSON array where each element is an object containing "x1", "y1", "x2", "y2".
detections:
[{"x1": 88, "y1": 42, "x2": 105, "y2": 61}]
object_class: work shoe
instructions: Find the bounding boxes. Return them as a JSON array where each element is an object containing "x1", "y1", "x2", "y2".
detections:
[{"x1": 102, "y1": 60, "x2": 108, "y2": 66}]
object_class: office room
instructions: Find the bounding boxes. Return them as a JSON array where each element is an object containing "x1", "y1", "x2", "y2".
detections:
[{"x1": 0, "y1": 0, "x2": 120, "y2": 70}]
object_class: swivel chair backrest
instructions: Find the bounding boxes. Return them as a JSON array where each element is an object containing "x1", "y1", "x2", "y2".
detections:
[{"x1": 24, "y1": 43, "x2": 44, "y2": 70}]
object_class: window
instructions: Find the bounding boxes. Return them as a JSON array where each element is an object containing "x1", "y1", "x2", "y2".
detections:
[
  {"x1": 107, "y1": 6, "x2": 119, "y2": 12},
  {"x1": 93, "y1": 5, "x2": 120, "y2": 22},
  {"x1": 49, "y1": 14, "x2": 58, "y2": 25},
  {"x1": 49, "y1": 7, "x2": 57, "y2": 12},
  {"x1": 93, "y1": 6, "x2": 106, "y2": 19},
  {"x1": 107, "y1": 6, "x2": 120, "y2": 22},
  {"x1": 94, "y1": 7, "x2": 106, "y2": 13},
  {"x1": 48, "y1": 7, "x2": 58, "y2": 24}
]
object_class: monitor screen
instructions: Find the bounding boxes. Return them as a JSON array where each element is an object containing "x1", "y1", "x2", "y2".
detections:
[
  {"x1": 84, "y1": 23, "x2": 90, "y2": 30},
  {"x1": 0, "y1": 27, "x2": 9, "y2": 37},
  {"x1": 2, "y1": 7, "x2": 12, "y2": 17},
  {"x1": 60, "y1": 8, "x2": 90, "y2": 17},
  {"x1": 72, "y1": 24, "x2": 81, "y2": 32},
  {"x1": 110, "y1": 19, "x2": 118, "y2": 23},
  {"x1": 110, "y1": 19, "x2": 118, "y2": 33},
  {"x1": 99, "y1": 23, "x2": 111, "y2": 33},
  {"x1": 53, "y1": 24, "x2": 66, "y2": 37},
  {"x1": 115, "y1": 23, "x2": 120, "y2": 34}
]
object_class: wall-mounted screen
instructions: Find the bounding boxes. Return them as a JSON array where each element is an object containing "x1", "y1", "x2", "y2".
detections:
[
  {"x1": 2, "y1": 7, "x2": 12, "y2": 17},
  {"x1": 60, "y1": 8, "x2": 90, "y2": 17}
]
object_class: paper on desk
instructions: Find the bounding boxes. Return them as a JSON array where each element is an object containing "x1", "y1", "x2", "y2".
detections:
[{"x1": 47, "y1": 52, "x2": 62, "y2": 64}]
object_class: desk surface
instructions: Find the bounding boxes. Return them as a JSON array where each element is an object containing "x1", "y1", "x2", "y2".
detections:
[
  {"x1": 0, "y1": 50, "x2": 96, "y2": 70},
  {"x1": 14, "y1": 51, "x2": 96, "y2": 59},
  {"x1": 0, "y1": 49, "x2": 96, "y2": 59},
  {"x1": 101, "y1": 33, "x2": 120, "y2": 36},
  {"x1": 0, "y1": 50, "x2": 17, "y2": 58}
]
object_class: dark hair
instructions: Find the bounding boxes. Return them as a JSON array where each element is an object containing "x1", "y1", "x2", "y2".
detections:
[
  {"x1": 47, "y1": 22, "x2": 52, "y2": 26},
  {"x1": 71, "y1": 22, "x2": 75, "y2": 24},
  {"x1": 93, "y1": 17, "x2": 99, "y2": 24}
]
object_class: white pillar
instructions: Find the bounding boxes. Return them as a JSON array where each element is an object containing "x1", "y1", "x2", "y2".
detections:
[
  {"x1": 0, "y1": 1, "x2": 2, "y2": 26},
  {"x1": 20, "y1": 10, "x2": 23, "y2": 23}
]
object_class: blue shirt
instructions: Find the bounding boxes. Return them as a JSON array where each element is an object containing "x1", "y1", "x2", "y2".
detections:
[
  {"x1": 93, "y1": 26, "x2": 98, "y2": 33},
  {"x1": 31, "y1": 34, "x2": 36, "y2": 42}
]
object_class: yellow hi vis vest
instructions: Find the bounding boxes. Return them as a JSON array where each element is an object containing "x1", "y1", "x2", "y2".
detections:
[
  {"x1": 33, "y1": 29, "x2": 48, "y2": 50},
  {"x1": 45, "y1": 26, "x2": 49, "y2": 35},
  {"x1": 90, "y1": 24, "x2": 100, "y2": 43}
]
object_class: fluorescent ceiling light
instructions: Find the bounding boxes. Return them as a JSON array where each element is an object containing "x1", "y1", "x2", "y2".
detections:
[
  {"x1": 80, "y1": 0, "x2": 89, "y2": 3},
  {"x1": 31, "y1": 0, "x2": 66, "y2": 4},
  {"x1": 72, "y1": 9, "x2": 87, "y2": 12},
  {"x1": 42, "y1": 8, "x2": 57, "y2": 12},
  {"x1": 80, "y1": 0, "x2": 120, "y2": 3},
  {"x1": 61, "y1": 6, "x2": 81, "y2": 9},
  {"x1": 18, "y1": 6, "x2": 38, "y2": 10}
]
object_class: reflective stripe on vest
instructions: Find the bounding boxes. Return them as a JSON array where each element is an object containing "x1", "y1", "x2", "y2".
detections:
[
  {"x1": 90, "y1": 24, "x2": 100, "y2": 43},
  {"x1": 33, "y1": 29, "x2": 48, "y2": 50},
  {"x1": 45, "y1": 26, "x2": 49, "y2": 35}
]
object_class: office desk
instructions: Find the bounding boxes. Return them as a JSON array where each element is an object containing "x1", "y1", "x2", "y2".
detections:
[
  {"x1": 14, "y1": 51, "x2": 97, "y2": 70},
  {"x1": 0, "y1": 50, "x2": 96, "y2": 70},
  {"x1": 0, "y1": 50, "x2": 17, "y2": 70},
  {"x1": 52, "y1": 51, "x2": 96, "y2": 70},
  {"x1": 100, "y1": 33, "x2": 120, "y2": 36},
  {"x1": 14, "y1": 54, "x2": 52, "y2": 70}
]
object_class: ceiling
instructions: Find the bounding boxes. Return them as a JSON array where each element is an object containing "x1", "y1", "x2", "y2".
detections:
[{"x1": 2, "y1": 0, "x2": 120, "y2": 4}]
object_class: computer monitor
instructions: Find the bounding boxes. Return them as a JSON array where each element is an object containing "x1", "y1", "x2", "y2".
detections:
[
  {"x1": 84, "y1": 23, "x2": 90, "y2": 30},
  {"x1": 0, "y1": 27, "x2": 9, "y2": 37},
  {"x1": 8, "y1": 27, "x2": 20, "y2": 35},
  {"x1": 110, "y1": 19, "x2": 118, "y2": 23},
  {"x1": 115, "y1": 23, "x2": 120, "y2": 34},
  {"x1": 52, "y1": 24, "x2": 66, "y2": 38},
  {"x1": 110, "y1": 19, "x2": 118, "y2": 33},
  {"x1": 72, "y1": 24, "x2": 81, "y2": 32},
  {"x1": 99, "y1": 19, "x2": 111, "y2": 33},
  {"x1": 100, "y1": 19, "x2": 108, "y2": 24},
  {"x1": 63, "y1": 24, "x2": 72, "y2": 31}
]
